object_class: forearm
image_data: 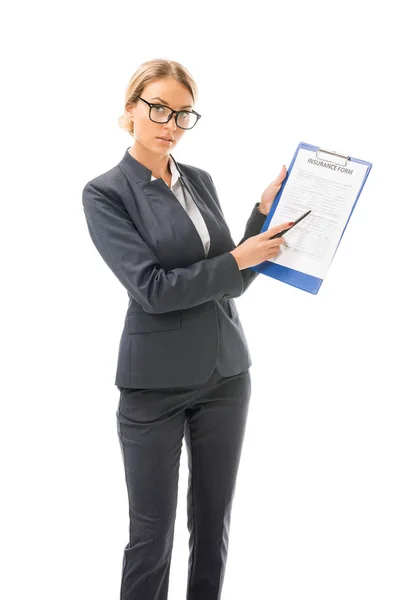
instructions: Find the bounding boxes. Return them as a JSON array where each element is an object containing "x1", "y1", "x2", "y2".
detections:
[
  {"x1": 82, "y1": 182, "x2": 245, "y2": 314},
  {"x1": 229, "y1": 201, "x2": 267, "y2": 297}
]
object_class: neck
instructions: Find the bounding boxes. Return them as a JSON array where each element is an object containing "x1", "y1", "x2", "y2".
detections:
[{"x1": 129, "y1": 142, "x2": 171, "y2": 179}]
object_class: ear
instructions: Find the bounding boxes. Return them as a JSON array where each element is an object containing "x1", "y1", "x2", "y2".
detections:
[{"x1": 125, "y1": 101, "x2": 137, "y2": 122}]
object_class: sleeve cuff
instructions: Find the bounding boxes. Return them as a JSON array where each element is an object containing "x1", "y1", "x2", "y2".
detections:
[{"x1": 217, "y1": 251, "x2": 244, "y2": 297}]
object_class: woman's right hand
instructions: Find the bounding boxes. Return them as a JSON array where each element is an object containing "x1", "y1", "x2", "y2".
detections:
[{"x1": 229, "y1": 220, "x2": 293, "y2": 270}]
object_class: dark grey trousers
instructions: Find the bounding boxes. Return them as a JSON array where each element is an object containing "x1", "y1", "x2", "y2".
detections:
[{"x1": 116, "y1": 365, "x2": 251, "y2": 600}]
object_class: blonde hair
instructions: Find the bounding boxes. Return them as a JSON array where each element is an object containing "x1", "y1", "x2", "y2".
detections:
[{"x1": 117, "y1": 58, "x2": 199, "y2": 137}]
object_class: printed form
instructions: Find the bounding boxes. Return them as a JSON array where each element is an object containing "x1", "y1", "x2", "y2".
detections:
[{"x1": 267, "y1": 147, "x2": 369, "y2": 279}]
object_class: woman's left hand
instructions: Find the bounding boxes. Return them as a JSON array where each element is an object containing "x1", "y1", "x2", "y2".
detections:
[{"x1": 259, "y1": 165, "x2": 287, "y2": 215}]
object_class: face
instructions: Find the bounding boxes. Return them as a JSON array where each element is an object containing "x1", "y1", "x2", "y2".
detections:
[{"x1": 126, "y1": 77, "x2": 194, "y2": 155}]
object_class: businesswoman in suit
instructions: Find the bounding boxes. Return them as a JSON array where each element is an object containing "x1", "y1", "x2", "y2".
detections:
[{"x1": 82, "y1": 58, "x2": 292, "y2": 600}]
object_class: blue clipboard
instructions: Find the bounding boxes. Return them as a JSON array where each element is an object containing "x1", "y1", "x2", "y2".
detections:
[{"x1": 249, "y1": 141, "x2": 372, "y2": 294}]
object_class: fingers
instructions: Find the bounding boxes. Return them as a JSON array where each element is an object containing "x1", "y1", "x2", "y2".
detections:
[
  {"x1": 266, "y1": 237, "x2": 285, "y2": 259},
  {"x1": 274, "y1": 237, "x2": 285, "y2": 249},
  {"x1": 273, "y1": 165, "x2": 287, "y2": 186},
  {"x1": 262, "y1": 221, "x2": 293, "y2": 239},
  {"x1": 266, "y1": 236, "x2": 285, "y2": 251}
]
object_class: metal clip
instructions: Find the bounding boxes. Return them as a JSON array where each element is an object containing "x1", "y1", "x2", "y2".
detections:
[{"x1": 316, "y1": 147, "x2": 349, "y2": 167}]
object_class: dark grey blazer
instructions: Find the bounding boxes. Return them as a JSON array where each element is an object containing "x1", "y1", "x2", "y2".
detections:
[{"x1": 82, "y1": 147, "x2": 267, "y2": 389}]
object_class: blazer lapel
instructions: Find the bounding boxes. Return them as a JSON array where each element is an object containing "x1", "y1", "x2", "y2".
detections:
[{"x1": 118, "y1": 148, "x2": 223, "y2": 259}]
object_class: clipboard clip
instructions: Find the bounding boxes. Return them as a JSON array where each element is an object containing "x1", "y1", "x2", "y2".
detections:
[{"x1": 316, "y1": 147, "x2": 349, "y2": 167}]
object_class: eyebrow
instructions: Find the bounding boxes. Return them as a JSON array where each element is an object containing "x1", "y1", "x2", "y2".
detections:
[{"x1": 150, "y1": 96, "x2": 193, "y2": 109}]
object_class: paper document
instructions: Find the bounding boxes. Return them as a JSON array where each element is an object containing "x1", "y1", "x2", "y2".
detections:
[{"x1": 267, "y1": 147, "x2": 369, "y2": 279}]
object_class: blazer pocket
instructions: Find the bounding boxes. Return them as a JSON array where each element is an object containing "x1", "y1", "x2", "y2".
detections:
[
  {"x1": 126, "y1": 311, "x2": 182, "y2": 334},
  {"x1": 228, "y1": 298, "x2": 239, "y2": 319}
]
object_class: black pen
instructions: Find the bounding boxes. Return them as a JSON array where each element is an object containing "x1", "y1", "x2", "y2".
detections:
[{"x1": 269, "y1": 209, "x2": 312, "y2": 239}]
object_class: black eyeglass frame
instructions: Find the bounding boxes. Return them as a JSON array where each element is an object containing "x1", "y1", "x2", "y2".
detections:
[{"x1": 137, "y1": 97, "x2": 202, "y2": 130}]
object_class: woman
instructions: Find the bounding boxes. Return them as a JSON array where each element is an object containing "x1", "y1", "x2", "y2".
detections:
[{"x1": 82, "y1": 58, "x2": 292, "y2": 600}]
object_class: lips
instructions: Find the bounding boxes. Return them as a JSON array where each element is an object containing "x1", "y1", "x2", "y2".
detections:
[{"x1": 157, "y1": 137, "x2": 173, "y2": 142}]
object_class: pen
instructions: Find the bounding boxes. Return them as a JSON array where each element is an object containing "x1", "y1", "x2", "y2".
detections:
[{"x1": 269, "y1": 209, "x2": 312, "y2": 239}]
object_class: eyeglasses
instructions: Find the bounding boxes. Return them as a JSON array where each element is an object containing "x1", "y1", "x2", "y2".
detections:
[{"x1": 138, "y1": 97, "x2": 201, "y2": 130}]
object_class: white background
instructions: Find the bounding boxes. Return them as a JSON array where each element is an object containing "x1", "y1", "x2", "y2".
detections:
[{"x1": 2, "y1": 1, "x2": 399, "y2": 599}]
